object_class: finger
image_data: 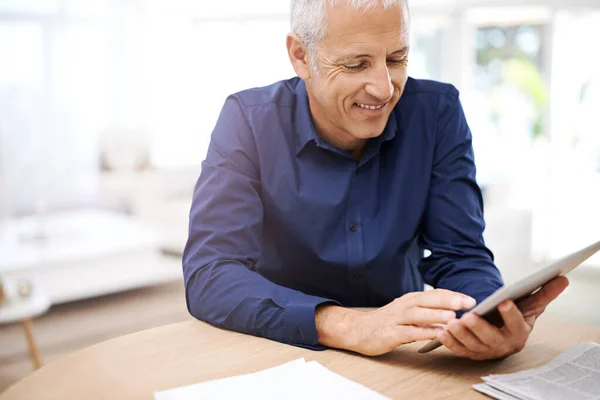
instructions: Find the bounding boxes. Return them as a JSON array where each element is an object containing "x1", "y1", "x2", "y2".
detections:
[
  {"x1": 447, "y1": 318, "x2": 491, "y2": 353},
  {"x1": 438, "y1": 330, "x2": 478, "y2": 359},
  {"x1": 398, "y1": 307, "x2": 456, "y2": 326},
  {"x1": 397, "y1": 325, "x2": 444, "y2": 343},
  {"x1": 518, "y1": 276, "x2": 569, "y2": 317},
  {"x1": 461, "y1": 312, "x2": 506, "y2": 350},
  {"x1": 498, "y1": 301, "x2": 529, "y2": 353},
  {"x1": 408, "y1": 289, "x2": 476, "y2": 311}
]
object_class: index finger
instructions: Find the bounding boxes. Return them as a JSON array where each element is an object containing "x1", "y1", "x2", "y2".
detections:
[{"x1": 411, "y1": 289, "x2": 476, "y2": 311}]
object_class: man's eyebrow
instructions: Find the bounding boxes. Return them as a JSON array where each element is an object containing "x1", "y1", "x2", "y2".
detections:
[
  {"x1": 389, "y1": 46, "x2": 409, "y2": 56},
  {"x1": 334, "y1": 46, "x2": 410, "y2": 63}
]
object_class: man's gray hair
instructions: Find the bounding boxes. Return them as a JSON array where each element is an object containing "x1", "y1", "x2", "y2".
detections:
[{"x1": 291, "y1": 0, "x2": 408, "y2": 68}]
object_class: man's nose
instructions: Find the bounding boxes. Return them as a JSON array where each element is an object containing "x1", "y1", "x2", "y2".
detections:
[{"x1": 365, "y1": 65, "x2": 393, "y2": 102}]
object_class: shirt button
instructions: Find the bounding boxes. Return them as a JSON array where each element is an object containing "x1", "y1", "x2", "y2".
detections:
[
  {"x1": 351, "y1": 273, "x2": 364, "y2": 281},
  {"x1": 349, "y1": 223, "x2": 358, "y2": 232}
]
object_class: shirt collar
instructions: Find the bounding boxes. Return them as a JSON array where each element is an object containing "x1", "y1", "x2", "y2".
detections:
[
  {"x1": 379, "y1": 109, "x2": 398, "y2": 143},
  {"x1": 294, "y1": 79, "x2": 320, "y2": 155},
  {"x1": 294, "y1": 78, "x2": 398, "y2": 156}
]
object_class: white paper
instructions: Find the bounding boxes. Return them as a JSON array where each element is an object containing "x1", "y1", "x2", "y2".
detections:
[
  {"x1": 473, "y1": 383, "x2": 523, "y2": 400},
  {"x1": 474, "y1": 342, "x2": 600, "y2": 400},
  {"x1": 153, "y1": 358, "x2": 389, "y2": 400}
]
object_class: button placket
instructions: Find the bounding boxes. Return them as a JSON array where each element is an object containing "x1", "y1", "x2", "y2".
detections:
[{"x1": 345, "y1": 162, "x2": 366, "y2": 279}]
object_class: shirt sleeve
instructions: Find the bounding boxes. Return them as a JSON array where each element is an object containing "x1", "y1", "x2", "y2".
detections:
[
  {"x1": 182, "y1": 96, "x2": 339, "y2": 349},
  {"x1": 418, "y1": 85, "x2": 504, "y2": 308}
]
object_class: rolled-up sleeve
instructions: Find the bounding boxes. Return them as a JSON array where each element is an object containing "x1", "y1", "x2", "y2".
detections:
[
  {"x1": 182, "y1": 96, "x2": 338, "y2": 349},
  {"x1": 418, "y1": 86, "x2": 504, "y2": 307}
]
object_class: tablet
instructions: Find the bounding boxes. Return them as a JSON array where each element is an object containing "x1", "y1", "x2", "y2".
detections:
[{"x1": 418, "y1": 240, "x2": 600, "y2": 354}]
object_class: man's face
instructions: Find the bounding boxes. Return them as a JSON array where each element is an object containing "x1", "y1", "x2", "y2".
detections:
[{"x1": 305, "y1": 1, "x2": 410, "y2": 145}]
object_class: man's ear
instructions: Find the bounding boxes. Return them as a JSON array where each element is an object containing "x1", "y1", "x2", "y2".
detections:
[{"x1": 286, "y1": 33, "x2": 313, "y2": 80}]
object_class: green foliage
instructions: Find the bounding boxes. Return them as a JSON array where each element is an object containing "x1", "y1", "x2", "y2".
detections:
[
  {"x1": 503, "y1": 57, "x2": 548, "y2": 138},
  {"x1": 503, "y1": 57, "x2": 548, "y2": 109}
]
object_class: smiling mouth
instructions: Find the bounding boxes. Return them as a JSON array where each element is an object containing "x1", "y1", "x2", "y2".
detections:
[{"x1": 355, "y1": 102, "x2": 386, "y2": 110}]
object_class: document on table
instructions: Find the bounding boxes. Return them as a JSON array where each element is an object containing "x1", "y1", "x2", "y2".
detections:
[
  {"x1": 473, "y1": 342, "x2": 600, "y2": 400},
  {"x1": 153, "y1": 358, "x2": 390, "y2": 400}
]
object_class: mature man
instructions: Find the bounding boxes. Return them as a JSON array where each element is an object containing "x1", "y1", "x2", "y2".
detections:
[{"x1": 183, "y1": 0, "x2": 568, "y2": 360}]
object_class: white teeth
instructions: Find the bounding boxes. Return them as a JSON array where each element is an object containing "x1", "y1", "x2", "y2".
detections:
[{"x1": 357, "y1": 103, "x2": 385, "y2": 110}]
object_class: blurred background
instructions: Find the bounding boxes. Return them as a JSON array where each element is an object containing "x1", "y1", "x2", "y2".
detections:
[{"x1": 0, "y1": 0, "x2": 599, "y2": 391}]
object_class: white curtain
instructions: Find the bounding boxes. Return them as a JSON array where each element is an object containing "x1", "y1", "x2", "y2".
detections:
[{"x1": 0, "y1": 20, "x2": 108, "y2": 214}]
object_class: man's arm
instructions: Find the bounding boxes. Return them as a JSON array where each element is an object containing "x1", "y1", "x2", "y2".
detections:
[
  {"x1": 183, "y1": 97, "x2": 338, "y2": 348},
  {"x1": 417, "y1": 86, "x2": 569, "y2": 360},
  {"x1": 418, "y1": 85, "x2": 504, "y2": 305}
]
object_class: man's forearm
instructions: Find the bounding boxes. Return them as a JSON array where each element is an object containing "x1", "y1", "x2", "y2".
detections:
[
  {"x1": 184, "y1": 259, "x2": 340, "y2": 347},
  {"x1": 315, "y1": 291, "x2": 469, "y2": 357},
  {"x1": 315, "y1": 304, "x2": 361, "y2": 351}
]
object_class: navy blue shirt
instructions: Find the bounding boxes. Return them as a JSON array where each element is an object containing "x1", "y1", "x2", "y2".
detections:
[{"x1": 183, "y1": 77, "x2": 503, "y2": 349}]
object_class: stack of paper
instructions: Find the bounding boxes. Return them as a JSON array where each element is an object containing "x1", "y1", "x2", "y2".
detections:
[
  {"x1": 153, "y1": 358, "x2": 390, "y2": 400},
  {"x1": 474, "y1": 342, "x2": 600, "y2": 400}
]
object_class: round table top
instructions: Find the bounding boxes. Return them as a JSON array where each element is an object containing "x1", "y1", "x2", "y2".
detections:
[
  {"x1": 0, "y1": 288, "x2": 50, "y2": 324},
  {"x1": 2, "y1": 317, "x2": 599, "y2": 400}
]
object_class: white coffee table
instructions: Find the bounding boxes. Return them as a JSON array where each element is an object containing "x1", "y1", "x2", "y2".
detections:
[{"x1": 0, "y1": 279, "x2": 51, "y2": 369}]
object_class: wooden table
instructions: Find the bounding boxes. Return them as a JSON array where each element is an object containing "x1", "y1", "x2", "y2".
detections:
[{"x1": 1, "y1": 317, "x2": 599, "y2": 400}]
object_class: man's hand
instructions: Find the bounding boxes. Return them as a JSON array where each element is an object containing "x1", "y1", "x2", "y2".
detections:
[
  {"x1": 438, "y1": 276, "x2": 569, "y2": 360},
  {"x1": 316, "y1": 289, "x2": 476, "y2": 356}
]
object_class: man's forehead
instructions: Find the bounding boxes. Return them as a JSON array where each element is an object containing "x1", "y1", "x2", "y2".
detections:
[
  {"x1": 323, "y1": 20, "x2": 409, "y2": 58},
  {"x1": 331, "y1": 44, "x2": 410, "y2": 60}
]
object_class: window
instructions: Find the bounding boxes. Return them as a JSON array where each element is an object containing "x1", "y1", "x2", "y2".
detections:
[
  {"x1": 470, "y1": 23, "x2": 548, "y2": 193},
  {"x1": 0, "y1": 22, "x2": 46, "y2": 213},
  {"x1": 536, "y1": 9, "x2": 600, "y2": 263},
  {"x1": 0, "y1": 9, "x2": 110, "y2": 213}
]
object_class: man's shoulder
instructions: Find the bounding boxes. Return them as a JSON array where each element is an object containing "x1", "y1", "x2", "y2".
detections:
[
  {"x1": 231, "y1": 77, "x2": 302, "y2": 109},
  {"x1": 402, "y1": 77, "x2": 459, "y2": 100}
]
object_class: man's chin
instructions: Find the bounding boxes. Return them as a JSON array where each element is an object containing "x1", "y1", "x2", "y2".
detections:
[{"x1": 348, "y1": 124, "x2": 388, "y2": 140}]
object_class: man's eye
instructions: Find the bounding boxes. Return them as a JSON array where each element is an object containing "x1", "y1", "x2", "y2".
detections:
[
  {"x1": 388, "y1": 58, "x2": 408, "y2": 66},
  {"x1": 344, "y1": 63, "x2": 366, "y2": 71}
]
